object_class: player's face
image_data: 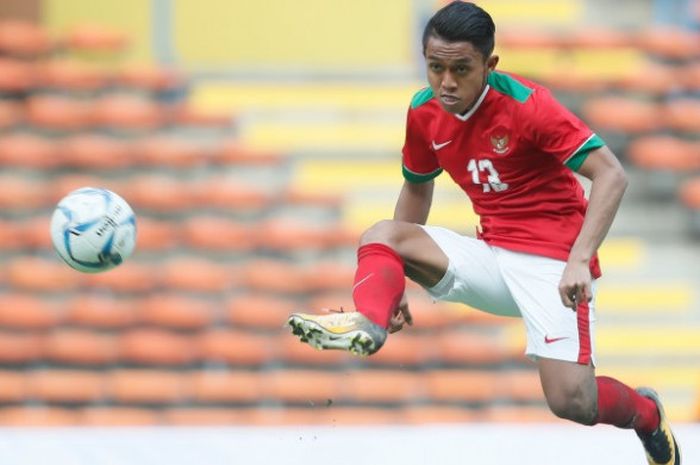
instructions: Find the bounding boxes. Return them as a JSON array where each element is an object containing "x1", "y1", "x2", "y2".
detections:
[{"x1": 424, "y1": 36, "x2": 498, "y2": 115}]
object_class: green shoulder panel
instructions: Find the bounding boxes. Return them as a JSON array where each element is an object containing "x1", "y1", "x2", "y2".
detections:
[
  {"x1": 410, "y1": 87, "x2": 434, "y2": 109},
  {"x1": 487, "y1": 71, "x2": 533, "y2": 104},
  {"x1": 565, "y1": 134, "x2": 606, "y2": 171}
]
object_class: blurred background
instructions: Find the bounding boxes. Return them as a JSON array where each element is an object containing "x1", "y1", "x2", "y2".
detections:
[{"x1": 0, "y1": 0, "x2": 698, "y2": 432}]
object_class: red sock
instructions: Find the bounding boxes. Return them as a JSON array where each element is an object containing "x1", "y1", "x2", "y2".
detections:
[
  {"x1": 352, "y1": 243, "x2": 405, "y2": 329},
  {"x1": 595, "y1": 376, "x2": 660, "y2": 434}
]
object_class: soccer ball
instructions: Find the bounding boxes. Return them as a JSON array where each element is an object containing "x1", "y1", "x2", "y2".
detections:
[{"x1": 50, "y1": 187, "x2": 137, "y2": 273}]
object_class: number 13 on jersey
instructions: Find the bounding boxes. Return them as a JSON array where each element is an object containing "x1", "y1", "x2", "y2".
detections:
[{"x1": 467, "y1": 158, "x2": 509, "y2": 192}]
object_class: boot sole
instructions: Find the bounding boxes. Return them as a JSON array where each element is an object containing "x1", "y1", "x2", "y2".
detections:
[{"x1": 287, "y1": 314, "x2": 376, "y2": 356}]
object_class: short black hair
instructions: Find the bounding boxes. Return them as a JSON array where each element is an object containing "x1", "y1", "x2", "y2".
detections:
[{"x1": 422, "y1": 1, "x2": 495, "y2": 60}]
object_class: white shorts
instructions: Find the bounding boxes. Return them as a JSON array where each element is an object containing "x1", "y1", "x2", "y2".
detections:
[{"x1": 421, "y1": 225, "x2": 596, "y2": 366}]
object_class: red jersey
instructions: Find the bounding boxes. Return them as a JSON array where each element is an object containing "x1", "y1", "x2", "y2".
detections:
[{"x1": 402, "y1": 71, "x2": 605, "y2": 277}]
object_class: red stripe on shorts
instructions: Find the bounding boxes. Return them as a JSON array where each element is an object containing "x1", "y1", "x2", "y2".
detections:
[{"x1": 576, "y1": 299, "x2": 592, "y2": 365}]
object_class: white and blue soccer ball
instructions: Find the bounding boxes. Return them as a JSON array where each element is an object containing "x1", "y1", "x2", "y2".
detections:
[{"x1": 50, "y1": 187, "x2": 137, "y2": 273}]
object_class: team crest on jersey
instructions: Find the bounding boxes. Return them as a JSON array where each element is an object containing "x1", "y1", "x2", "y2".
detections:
[{"x1": 490, "y1": 127, "x2": 510, "y2": 155}]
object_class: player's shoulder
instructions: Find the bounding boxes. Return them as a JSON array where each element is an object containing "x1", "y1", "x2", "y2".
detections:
[
  {"x1": 487, "y1": 70, "x2": 552, "y2": 105},
  {"x1": 408, "y1": 87, "x2": 440, "y2": 112}
]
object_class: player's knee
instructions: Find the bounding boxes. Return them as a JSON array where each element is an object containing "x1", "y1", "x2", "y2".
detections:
[
  {"x1": 544, "y1": 389, "x2": 597, "y2": 425},
  {"x1": 359, "y1": 220, "x2": 403, "y2": 248}
]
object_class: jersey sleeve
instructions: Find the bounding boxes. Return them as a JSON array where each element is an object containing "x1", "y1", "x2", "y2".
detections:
[
  {"x1": 401, "y1": 107, "x2": 442, "y2": 183},
  {"x1": 528, "y1": 87, "x2": 605, "y2": 171}
]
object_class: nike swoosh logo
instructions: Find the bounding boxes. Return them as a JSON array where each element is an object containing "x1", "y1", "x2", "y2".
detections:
[
  {"x1": 432, "y1": 140, "x2": 452, "y2": 151},
  {"x1": 544, "y1": 336, "x2": 569, "y2": 344},
  {"x1": 352, "y1": 273, "x2": 374, "y2": 293}
]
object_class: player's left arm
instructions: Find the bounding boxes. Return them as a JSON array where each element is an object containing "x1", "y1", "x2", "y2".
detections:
[{"x1": 559, "y1": 145, "x2": 628, "y2": 309}]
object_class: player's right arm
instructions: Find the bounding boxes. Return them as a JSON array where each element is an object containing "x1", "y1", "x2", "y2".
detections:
[{"x1": 394, "y1": 179, "x2": 434, "y2": 224}]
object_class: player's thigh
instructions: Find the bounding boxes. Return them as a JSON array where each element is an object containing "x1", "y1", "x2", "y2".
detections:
[
  {"x1": 494, "y1": 247, "x2": 597, "y2": 365},
  {"x1": 417, "y1": 226, "x2": 520, "y2": 317},
  {"x1": 361, "y1": 219, "x2": 449, "y2": 288}
]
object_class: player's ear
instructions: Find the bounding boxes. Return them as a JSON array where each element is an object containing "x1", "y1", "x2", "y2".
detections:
[{"x1": 486, "y1": 54, "x2": 499, "y2": 72}]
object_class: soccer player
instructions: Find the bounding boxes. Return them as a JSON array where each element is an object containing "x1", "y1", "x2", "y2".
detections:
[{"x1": 287, "y1": 2, "x2": 680, "y2": 464}]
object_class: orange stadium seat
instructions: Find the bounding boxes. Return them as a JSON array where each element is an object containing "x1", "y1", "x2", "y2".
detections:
[
  {"x1": 137, "y1": 293, "x2": 216, "y2": 330},
  {"x1": 0, "y1": 133, "x2": 57, "y2": 169},
  {"x1": 191, "y1": 178, "x2": 274, "y2": 212},
  {"x1": 43, "y1": 329, "x2": 119, "y2": 365},
  {"x1": 226, "y1": 293, "x2": 298, "y2": 330},
  {"x1": 582, "y1": 97, "x2": 661, "y2": 133},
  {"x1": 499, "y1": 369, "x2": 543, "y2": 402},
  {"x1": 171, "y1": 105, "x2": 233, "y2": 130},
  {"x1": 0, "y1": 219, "x2": 25, "y2": 250},
  {"x1": 679, "y1": 177, "x2": 700, "y2": 210},
  {"x1": 116, "y1": 64, "x2": 184, "y2": 93},
  {"x1": 52, "y1": 174, "x2": 118, "y2": 203},
  {"x1": 664, "y1": 99, "x2": 700, "y2": 133},
  {"x1": 315, "y1": 407, "x2": 400, "y2": 425},
  {"x1": 0, "y1": 407, "x2": 80, "y2": 426},
  {"x1": 118, "y1": 329, "x2": 197, "y2": 366},
  {"x1": 637, "y1": 27, "x2": 700, "y2": 60},
  {"x1": 92, "y1": 95, "x2": 164, "y2": 132},
  {"x1": 260, "y1": 369, "x2": 341, "y2": 404},
  {"x1": 0, "y1": 332, "x2": 44, "y2": 364},
  {"x1": 627, "y1": 136, "x2": 700, "y2": 171},
  {"x1": 362, "y1": 333, "x2": 434, "y2": 367},
  {"x1": 0, "y1": 175, "x2": 49, "y2": 210},
  {"x1": 255, "y1": 219, "x2": 338, "y2": 251},
  {"x1": 434, "y1": 329, "x2": 512, "y2": 365},
  {"x1": 678, "y1": 61, "x2": 700, "y2": 92},
  {"x1": 181, "y1": 216, "x2": 255, "y2": 251},
  {"x1": 0, "y1": 58, "x2": 35, "y2": 94},
  {"x1": 190, "y1": 370, "x2": 264, "y2": 404},
  {"x1": 306, "y1": 291, "x2": 355, "y2": 314},
  {"x1": 0, "y1": 100, "x2": 24, "y2": 130},
  {"x1": 281, "y1": 187, "x2": 345, "y2": 210},
  {"x1": 562, "y1": 27, "x2": 633, "y2": 48},
  {"x1": 6, "y1": 258, "x2": 79, "y2": 291},
  {"x1": 540, "y1": 70, "x2": 610, "y2": 94},
  {"x1": 57, "y1": 134, "x2": 133, "y2": 169},
  {"x1": 161, "y1": 257, "x2": 237, "y2": 292},
  {"x1": 80, "y1": 407, "x2": 160, "y2": 426},
  {"x1": 0, "y1": 371, "x2": 28, "y2": 403},
  {"x1": 0, "y1": 20, "x2": 52, "y2": 57},
  {"x1": 483, "y1": 405, "x2": 555, "y2": 423},
  {"x1": 0, "y1": 293, "x2": 62, "y2": 329},
  {"x1": 615, "y1": 62, "x2": 679, "y2": 96},
  {"x1": 163, "y1": 408, "x2": 251, "y2": 426},
  {"x1": 342, "y1": 369, "x2": 423, "y2": 404},
  {"x1": 132, "y1": 136, "x2": 205, "y2": 168},
  {"x1": 65, "y1": 295, "x2": 137, "y2": 328},
  {"x1": 122, "y1": 175, "x2": 193, "y2": 212},
  {"x1": 425, "y1": 370, "x2": 499, "y2": 403},
  {"x1": 248, "y1": 407, "x2": 325, "y2": 426},
  {"x1": 63, "y1": 24, "x2": 129, "y2": 54},
  {"x1": 28, "y1": 369, "x2": 105, "y2": 403},
  {"x1": 108, "y1": 369, "x2": 188, "y2": 405},
  {"x1": 278, "y1": 331, "x2": 353, "y2": 366},
  {"x1": 135, "y1": 217, "x2": 180, "y2": 251},
  {"x1": 84, "y1": 262, "x2": 157, "y2": 293},
  {"x1": 401, "y1": 405, "x2": 477, "y2": 424},
  {"x1": 25, "y1": 95, "x2": 93, "y2": 132},
  {"x1": 498, "y1": 29, "x2": 561, "y2": 48},
  {"x1": 303, "y1": 261, "x2": 356, "y2": 292},
  {"x1": 218, "y1": 141, "x2": 284, "y2": 166},
  {"x1": 20, "y1": 215, "x2": 53, "y2": 251},
  {"x1": 243, "y1": 259, "x2": 310, "y2": 294},
  {"x1": 196, "y1": 329, "x2": 276, "y2": 366},
  {"x1": 36, "y1": 59, "x2": 111, "y2": 92}
]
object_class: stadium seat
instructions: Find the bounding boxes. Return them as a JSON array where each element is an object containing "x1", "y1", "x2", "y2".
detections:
[
  {"x1": 108, "y1": 369, "x2": 188, "y2": 405},
  {"x1": 7, "y1": 257, "x2": 83, "y2": 292},
  {"x1": 28, "y1": 369, "x2": 105, "y2": 403},
  {"x1": 196, "y1": 329, "x2": 276, "y2": 366},
  {"x1": 171, "y1": 105, "x2": 233, "y2": 129},
  {"x1": 191, "y1": 178, "x2": 273, "y2": 211},
  {"x1": 0, "y1": 58, "x2": 35, "y2": 94},
  {"x1": 137, "y1": 293, "x2": 216, "y2": 330},
  {"x1": 162, "y1": 408, "x2": 252, "y2": 425},
  {"x1": 63, "y1": 24, "x2": 129, "y2": 55},
  {"x1": 0, "y1": 293, "x2": 62, "y2": 329},
  {"x1": 341, "y1": 369, "x2": 423, "y2": 404},
  {"x1": 57, "y1": 134, "x2": 132, "y2": 169},
  {"x1": 0, "y1": 371, "x2": 28, "y2": 402},
  {"x1": 115, "y1": 64, "x2": 184, "y2": 94},
  {"x1": 132, "y1": 136, "x2": 205, "y2": 168},
  {"x1": 0, "y1": 100, "x2": 24, "y2": 131},
  {"x1": 92, "y1": 95, "x2": 164, "y2": 132},
  {"x1": 84, "y1": 262, "x2": 157, "y2": 293},
  {"x1": 226, "y1": 293, "x2": 297, "y2": 330},
  {"x1": 424, "y1": 370, "x2": 499, "y2": 403},
  {"x1": 20, "y1": 215, "x2": 53, "y2": 251},
  {"x1": 0, "y1": 133, "x2": 57, "y2": 169},
  {"x1": 0, "y1": 407, "x2": 79, "y2": 426},
  {"x1": 582, "y1": 97, "x2": 661, "y2": 133},
  {"x1": 0, "y1": 20, "x2": 52, "y2": 57},
  {"x1": 0, "y1": 175, "x2": 49, "y2": 210},
  {"x1": 0, "y1": 332, "x2": 44, "y2": 364},
  {"x1": 562, "y1": 27, "x2": 633, "y2": 48},
  {"x1": 135, "y1": 217, "x2": 180, "y2": 251},
  {"x1": 25, "y1": 95, "x2": 92, "y2": 132},
  {"x1": 260, "y1": 370, "x2": 341, "y2": 404},
  {"x1": 664, "y1": 99, "x2": 700, "y2": 133},
  {"x1": 680, "y1": 177, "x2": 700, "y2": 210},
  {"x1": 52, "y1": 174, "x2": 117, "y2": 203},
  {"x1": 0, "y1": 219, "x2": 25, "y2": 250},
  {"x1": 281, "y1": 187, "x2": 345, "y2": 210},
  {"x1": 255, "y1": 218, "x2": 338, "y2": 252},
  {"x1": 637, "y1": 27, "x2": 700, "y2": 60},
  {"x1": 678, "y1": 61, "x2": 700, "y2": 92},
  {"x1": 190, "y1": 370, "x2": 264, "y2": 404},
  {"x1": 218, "y1": 141, "x2": 285, "y2": 166},
  {"x1": 627, "y1": 136, "x2": 700, "y2": 171},
  {"x1": 306, "y1": 292, "x2": 356, "y2": 314},
  {"x1": 65, "y1": 295, "x2": 137, "y2": 329},
  {"x1": 44, "y1": 329, "x2": 119, "y2": 366},
  {"x1": 362, "y1": 333, "x2": 433, "y2": 367},
  {"x1": 303, "y1": 261, "x2": 356, "y2": 292},
  {"x1": 482, "y1": 405, "x2": 555, "y2": 423},
  {"x1": 118, "y1": 329, "x2": 197, "y2": 366},
  {"x1": 181, "y1": 216, "x2": 254, "y2": 251},
  {"x1": 401, "y1": 405, "x2": 477, "y2": 424},
  {"x1": 36, "y1": 59, "x2": 111, "y2": 93},
  {"x1": 499, "y1": 370, "x2": 543, "y2": 402},
  {"x1": 243, "y1": 259, "x2": 310, "y2": 294},
  {"x1": 434, "y1": 329, "x2": 512, "y2": 365},
  {"x1": 615, "y1": 61, "x2": 679, "y2": 96},
  {"x1": 314, "y1": 406, "x2": 400, "y2": 425},
  {"x1": 161, "y1": 257, "x2": 237, "y2": 292},
  {"x1": 248, "y1": 407, "x2": 325, "y2": 426},
  {"x1": 80, "y1": 407, "x2": 160, "y2": 426},
  {"x1": 122, "y1": 175, "x2": 192, "y2": 212},
  {"x1": 278, "y1": 331, "x2": 353, "y2": 366}
]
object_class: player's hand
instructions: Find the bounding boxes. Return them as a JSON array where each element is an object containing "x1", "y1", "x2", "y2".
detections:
[
  {"x1": 388, "y1": 292, "x2": 413, "y2": 333},
  {"x1": 558, "y1": 260, "x2": 592, "y2": 310}
]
